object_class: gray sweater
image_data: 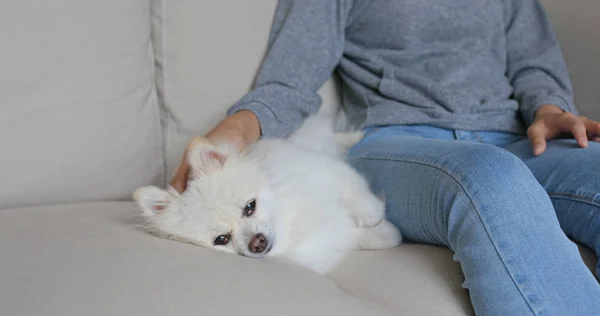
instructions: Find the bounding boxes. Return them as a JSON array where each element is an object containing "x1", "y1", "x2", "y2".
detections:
[{"x1": 227, "y1": 0, "x2": 577, "y2": 138}]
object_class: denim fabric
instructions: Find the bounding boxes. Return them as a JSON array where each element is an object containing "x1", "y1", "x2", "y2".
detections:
[{"x1": 348, "y1": 125, "x2": 600, "y2": 316}]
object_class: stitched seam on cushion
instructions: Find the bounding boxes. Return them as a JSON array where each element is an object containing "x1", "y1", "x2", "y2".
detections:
[
  {"x1": 352, "y1": 154, "x2": 539, "y2": 315},
  {"x1": 150, "y1": 0, "x2": 169, "y2": 186},
  {"x1": 548, "y1": 192, "x2": 600, "y2": 208}
]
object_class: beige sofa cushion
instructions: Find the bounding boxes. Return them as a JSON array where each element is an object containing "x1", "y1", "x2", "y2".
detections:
[
  {"x1": 0, "y1": 202, "x2": 394, "y2": 316},
  {"x1": 151, "y1": 0, "x2": 341, "y2": 180},
  {"x1": 331, "y1": 244, "x2": 597, "y2": 316},
  {"x1": 153, "y1": 0, "x2": 600, "y2": 184},
  {"x1": 0, "y1": 0, "x2": 163, "y2": 209},
  {"x1": 1, "y1": 202, "x2": 594, "y2": 316},
  {"x1": 331, "y1": 246, "x2": 474, "y2": 315}
]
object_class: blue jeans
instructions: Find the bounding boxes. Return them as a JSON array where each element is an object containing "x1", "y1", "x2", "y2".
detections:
[{"x1": 347, "y1": 125, "x2": 600, "y2": 316}]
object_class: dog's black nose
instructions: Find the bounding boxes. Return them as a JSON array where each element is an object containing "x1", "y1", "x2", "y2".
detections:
[{"x1": 248, "y1": 233, "x2": 267, "y2": 253}]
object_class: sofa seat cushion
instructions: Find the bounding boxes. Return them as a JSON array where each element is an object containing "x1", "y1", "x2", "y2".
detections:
[
  {"x1": 0, "y1": 202, "x2": 394, "y2": 316},
  {"x1": 331, "y1": 246, "x2": 474, "y2": 315},
  {"x1": 1, "y1": 202, "x2": 595, "y2": 316},
  {"x1": 331, "y1": 239, "x2": 597, "y2": 316}
]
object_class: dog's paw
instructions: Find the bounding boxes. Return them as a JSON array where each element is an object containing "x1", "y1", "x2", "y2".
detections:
[
  {"x1": 352, "y1": 194, "x2": 385, "y2": 228},
  {"x1": 356, "y1": 220, "x2": 402, "y2": 250},
  {"x1": 354, "y1": 209, "x2": 384, "y2": 228}
]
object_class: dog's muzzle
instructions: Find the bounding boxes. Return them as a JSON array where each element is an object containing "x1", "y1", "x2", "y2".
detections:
[{"x1": 248, "y1": 233, "x2": 272, "y2": 256}]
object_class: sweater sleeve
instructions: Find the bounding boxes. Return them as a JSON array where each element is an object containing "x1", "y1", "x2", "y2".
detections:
[
  {"x1": 504, "y1": 0, "x2": 578, "y2": 127},
  {"x1": 227, "y1": 0, "x2": 352, "y2": 138}
]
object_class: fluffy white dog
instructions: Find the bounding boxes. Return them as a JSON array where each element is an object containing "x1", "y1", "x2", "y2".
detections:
[{"x1": 133, "y1": 114, "x2": 402, "y2": 274}]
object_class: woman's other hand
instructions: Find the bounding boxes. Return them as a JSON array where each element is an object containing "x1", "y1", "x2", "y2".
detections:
[{"x1": 528, "y1": 105, "x2": 600, "y2": 156}]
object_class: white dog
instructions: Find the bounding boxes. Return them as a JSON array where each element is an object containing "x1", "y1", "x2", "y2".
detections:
[{"x1": 133, "y1": 114, "x2": 402, "y2": 274}]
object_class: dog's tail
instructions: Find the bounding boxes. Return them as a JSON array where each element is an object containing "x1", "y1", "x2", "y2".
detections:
[
  {"x1": 287, "y1": 110, "x2": 363, "y2": 157},
  {"x1": 330, "y1": 105, "x2": 363, "y2": 151},
  {"x1": 335, "y1": 131, "x2": 364, "y2": 150}
]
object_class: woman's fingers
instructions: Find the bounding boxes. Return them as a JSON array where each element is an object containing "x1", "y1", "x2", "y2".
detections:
[
  {"x1": 582, "y1": 117, "x2": 600, "y2": 138},
  {"x1": 585, "y1": 116, "x2": 600, "y2": 142},
  {"x1": 527, "y1": 113, "x2": 596, "y2": 156},
  {"x1": 169, "y1": 154, "x2": 191, "y2": 193},
  {"x1": 527, "y1": 121, "x2": 549, "y2": 156},
  {"x1": 567, "y1": 115, "x2": 589, "y2": 149}
]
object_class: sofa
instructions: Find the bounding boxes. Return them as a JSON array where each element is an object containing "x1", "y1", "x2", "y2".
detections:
[{"x1": 1, "y1": 1, "x2": 598, "y2": 315}]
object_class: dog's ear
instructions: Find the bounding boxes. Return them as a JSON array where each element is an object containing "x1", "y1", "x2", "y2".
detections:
[
  {"x1": 187, "y1": 137, "x2": 229, "y2": 177},
  {"x1": 133, "y1": 186, "x2": 174, "y2": 217}
]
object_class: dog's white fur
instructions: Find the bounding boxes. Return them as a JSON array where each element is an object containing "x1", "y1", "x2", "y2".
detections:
[{"x1": 133, "y1": 114, "x2": 402, "y2": 274}]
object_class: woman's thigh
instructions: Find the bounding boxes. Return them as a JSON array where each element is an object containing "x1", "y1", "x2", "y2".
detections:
[
  {"x1": 346, "y1": 128, "x2": 600, "y2": 315},
  {"x1": 347, "y1": 127, "x2": 563, "y2": 247},
  {"x1": 349, "y1": 129, "x2": 600, "y2": 315},
  {"x1": 502, "y1": 138, "x2": 600, "y2": 269},
  {"x1": 501, "y1": 138, "x2": 600, "y2": 198}
]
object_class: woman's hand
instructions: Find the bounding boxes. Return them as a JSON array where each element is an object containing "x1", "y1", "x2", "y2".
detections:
[
  {"x1": 169, "y1": 110, "x2": 261, "y2": 193},
  {"x1": 527, "y1": 105, "x2": 600, "y2": 156}
]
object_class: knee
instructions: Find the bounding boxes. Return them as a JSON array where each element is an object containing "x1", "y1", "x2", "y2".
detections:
[
  {"x1": 445, "y1": 144, "x2": 537, "y2": 190},
  {"x1": 446, "y1": 146, "x2": 554, "y2": 225},
  {"x1": 347, "y1": 142, "x2": 552, "y2": 244},
  {"x1": 348, "y1": 138, "x2": 538, "y2": 193}
]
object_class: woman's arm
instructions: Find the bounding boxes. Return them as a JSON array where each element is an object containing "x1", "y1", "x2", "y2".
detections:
[
  {"x1": 227, "y1": 0, "x2": 352, "y2": 138},
  {"x1": 170, "y1": 0, "x2": 352, "y2": 192},
  {"x1": 503, "y1": 0, "x2": 578, "y2": 127},
  {"x1": 504, "y1": 0, "x2": 600, "y2": 156}
]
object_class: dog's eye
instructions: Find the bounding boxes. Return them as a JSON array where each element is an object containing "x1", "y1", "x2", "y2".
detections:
[
  {"x1": 242, "y1": 199, "x2": 257, "y2": 217},
  {"x1": 213, "y1": 234, "x2": 231, "y2": 246}
]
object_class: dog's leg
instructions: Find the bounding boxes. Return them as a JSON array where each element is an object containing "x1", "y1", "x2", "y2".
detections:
[
  {"x1": 287, "y1": 114, "x2": 337, "y2": 155},
  {"x1": 350, "y1": 190, "x2": 386, "y2": 228},
  {"x1": 355, "y1": 220, "x2": 402, "y2": 250},
  {"x1": 340, "y1": 171, "x2": 386, "y2": 228},
  {"x1": 334, "y1": 131, "x2": 364, "y2": 152}
]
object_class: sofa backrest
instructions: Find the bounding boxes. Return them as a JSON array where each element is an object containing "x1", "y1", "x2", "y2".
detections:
[
  {"x1": 155, "y1": 0, "x2": 600, "y2": 181},
  {"x1": 1, "y1": 1, "x2": 598, "y2": 209},
  {"x1": 151, "y1": 0, "x2": 280, "y2": 179},
  {"x1": 151, "y1": 0, "x2": 343, "y2": 179},
  {"x1": 541, "y1": 0, "x2": 600, "y2": 119},
  {"x1": 0, "y1": 0, "x2": 163, "y2": 209}
]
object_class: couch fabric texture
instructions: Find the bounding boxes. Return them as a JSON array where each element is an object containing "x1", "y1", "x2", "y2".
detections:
[
  {"x1": 0, "y1": 0, "x2": 598, "y2": 315},
  {"x1": 0, "y1": 0, "x2": 163, "y2": 210}
]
